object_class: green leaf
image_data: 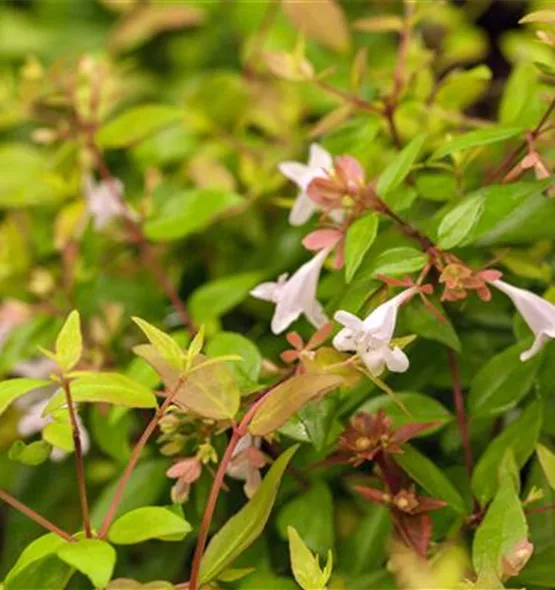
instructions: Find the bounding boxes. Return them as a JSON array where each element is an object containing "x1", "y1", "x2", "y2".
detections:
[
  {"x1": 3, "y1": 533, "x2": 69, "y2": 588},
  {"x1": 401, "y1": 297, "x2": 461, "y2": 351},
  {"x1": 186, "y1": 324, "x2": 205, "y2": 367},
  {"x1": 57, "y1": 539, "x2": 116, "y2": 589},
  {"x1": 377, "y1": 133, "x2": 426, "y2": 196},
  {"x1": 472, "y1": 400, "x2": 542, "y2": 506},
  {"x1": 108, "y1": 506, "x2": 192, "y2": 544},
  {"x1": 199, "y1": 445, "x2": 298, "y2": 584},
  {"x1": 188, "y1": 272, "x2": 262, "y2": 323},
  {"x1": 54, "y1": 310, "x2": 82, "y2": 373},
  {"x1": 516, "y1": 546, "x2": 555, "y2": 586},
  {"x1": 473, "y1": 454, "x2": 530, "y2": 585},
  {"x1": 44, "y1": 373, "x2": 157, "y2": 414},
  {"x1": 249, "y1": 373, "x2": 343, "y2": 437},
  {"x1": 519, "y1": 9, "x2": 555, "y2": 24},
  {"x1": 358, "y1": 392, "x2": 453, "y2": 435},
  {"x1": 144, "y1": 188, "x2": 243, "y2": 242},
  {"x1": 536, "y1": 443, "x2": 555, "y2": 491},
  {"x1": 438, "y1": 194, "x2": 484, "y2": 249},
  {"x1": 288, "y1": 527, "x2": 332, "y2": 590},
  {"x1": 358, "y1": 247, "x2": 428, "y2": 280},
  {"x1": 344, "y1": 213, "x2": 379, "y2": 283},
  {"x1": 0, "y1": 378, "x2": 50, "y2": 417},
  {"x1": 42, "y1": 422, "x2": 74, "y2": 453},
  {"x1": 392, "y1": 444, "x2": 466, "y2": 513},
  {"x1": 132, "y1": 317, "x2": 184, "y2": 370},
  {"x1": 432, "y1": 127, "x2": 524, "y2": 160},
  {"x1": 8, "y1": 439, "x2": 52, "y2": 466},
  {"x1": 97, "y1": 105, "x2": 184, "y2": 148},
  {"x1": 499, "y1": 62, "x2": 538, "y2": 126},
  {"x1": 468, "y1": 343, "x2": 542, "y2": 418},
  {"x1": 4, "y1": 555, "x2": 72, "y2": 590},
  {"x1": 205, "y1": 332, "x2": 262, "y2": 392},
  {"x1": 277, "y1": 482, "x2": 335, "y2": 557}
]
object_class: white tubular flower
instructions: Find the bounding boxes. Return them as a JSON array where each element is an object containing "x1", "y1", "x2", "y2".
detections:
[
  {"x1": 279, "y1": 143, "x2": 342, "y2": 226},
  {"x1": 226, "y1": 434, "x2": 265, "y2": 498},
  {"x1": 85, "y1": 175, "x2": 127, "y2": 230},
  {"x1": 333, "y1": 287, "x2": 418, "y2": 376},
  {"x1": 490, "y1": 279, "x2": 555, "y2": 361},
  {"x1": 251, "y1": 247, "x2": 331, "y2": 334}
]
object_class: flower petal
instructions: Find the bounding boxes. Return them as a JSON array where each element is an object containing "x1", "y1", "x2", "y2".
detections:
[
  {"x1": 308, "y1": 143, "x2": 333, "y2": 171},
  {"x1": 250, "y1": 281, "x2": 280, "y2": 303},
  {"x1": 278, "y1": 162, "x2": 310, "y2": 186},
  {"x1": 362, "y1": 287, "x2": 417, "y2": 341},
  {"x1": 383, "y1": 346, "x2": 410, "y2": 373},
  {"x1": 289, "y1": 191, "x2": 317, "y2": 226}
]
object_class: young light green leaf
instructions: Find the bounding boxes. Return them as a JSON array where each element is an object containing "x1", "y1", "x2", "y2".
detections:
[
  {"x1": 377, "y1": 133, "x2": 426, "y2": 196},
  {"x1": 132, "y1": 317, "x2": 184, "y2": 370},
  {"x1": 57, "y1": 539, "x2": 116, "y2": 589},
  {"x1": 9, "y1": 439, "x2": 52, "y2": 466},
  {"x1": 55, "y1": 310, "x2": 82, "y2": 373},
  {"x1": 97, "y1": 104, "x2": 184, "y2": 148},
  {"x1": 187, "y1": 324, "x2": 205, "y2": 368},
  {"x1": 144, "y1": 188, "x2": 243, "y2": 242},
  {"x1": 468, "y1": 343, "x2": 542, "y2": 418},
  {"x1": 472, "y1": 400, "x2": 543, "y2": 506},
  {"x1": 473, "y1": 453, "x2": 532, "y2": 585},
  {"x1": 392, "y1": 444, "x2": 466, "y2": 513},
  {"x1": 42, "y1": 422, "x2": 74, "y2": 453},
  {"x1": 0, "y1": 378, "x2": 50, "y2": 417},
  {"x1": 519, "y1": 9, "x2": 555, "y2": 24},
  {"x1": 499, "y1": 62, "x2": 538, "y2": 126},
  {"x1": 199, "y1": 445, "x2": 298, "y2": 583},
  {"x1": 288, "y1": 526, "x2": 333, "y2": 590},
  {"x1": 359, "y1": 392, "x2": 453, "y2": 435},
  {"x1": 344, "y1": 212, "x2": 379, "y2": 283},
  {"x1": 248, "y1": 373, "x2": 343, "y2": 436},
  {"x1": 44, "y1": 373, "x2": 157, "y2": 414},
  {"x1": 432, "y1": 127, "x2": 524, "y2": 160},
  {"x1": 108, "y1": 506, "x2": 192, "y2": 544},
  {"x1": 438, "y1": 194, "x2": 484, "y2": 249},
  {"x1": 536, "y1": 443, "x2": 555, "y2": 491},
  {"x1": 358, "y1": 247, "x2": 428, "y2": 280}
]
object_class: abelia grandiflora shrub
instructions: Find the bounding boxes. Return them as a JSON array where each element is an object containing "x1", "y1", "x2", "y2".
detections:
[{"x1": 0, "y1": 1, "x2": 554, "y2": 590}]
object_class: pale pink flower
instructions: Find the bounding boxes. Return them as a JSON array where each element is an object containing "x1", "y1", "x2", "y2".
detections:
[
  {"x1": 226, "y1": 434, "x2": 266, "y2": 498},
  {"x1": 85, "y1": 175, "x2": 127, "y2": 230},
  {"x1": 166, "y1": 457, "x2": 202, "y2": 503}
]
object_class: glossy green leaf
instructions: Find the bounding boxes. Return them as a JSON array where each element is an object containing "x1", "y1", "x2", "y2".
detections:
[
  {"x1": 473, "y1": 452, "x2": 530, "y2": 585},
  {"x1": 42, "y1": 422, "x2": 74, "y2": 453},
  {"x1": 438, "y1": 194, "x2": 484, "y2": 249},
  {"x1": 57, "y1": 539, "x2": 116, "y2": 589},
  {"x1": 536, "y1": 443, "x2": 555, "y2": 491},
  {"x1": 277, "y1": 482, "x2": 335, "y2": 557},
  {"x1": 288, "y1": 526, "x2": 332, "y2": 590},
  {"x1": 144, "y1": 188, "x2": 243, "y2": 242},
  {"x1": 4, "y1": 555, "x2": 72, "y2": 590},
  {"x1": 377, "y1": 133, "x2": 426, "y2": 196},
  {"x1": 97, "y1": 105, "x2": 184, "y2": 148},
  {"x1": 393, "y1": 445, "x2": 466, "y2": 513},
  {"x1": 358, "y1": 246, "x2": 428, "y2": 279},
  {"x1": 499, "y1": 62, "x2": 538, "y2": 126},
  {"x1": 0, "y1": 378, "x2": 50, "y2": 417},
  {"x1": 432, "y1": 127, "x2": 524, "y2": 160},
  {"x1": 205, "y1": 332, "x2": 261, "y2": 392},
  {"x1": 199, "y1": 445, "x2": 298, "y2": 583},
  {"x1": 472, "y1": 400, "x2": 543, "y2": 506},
  {"x1": 108, "y1": 506, "x2": 191, "y2": 544},
  {"x1": 468, "y1": 343, "x2": 542, "y2": 418},
  {"x1": 249, "y1": 373, "x2": 343, "y2": 436},
  {"x1": 188, "y1": 272, "x2": 262, "y2": 323},
  {"x1": 344, "y1": 212, "x2": 379, "y2": 283},
  {"x1": 44, "y1": 373, "x2": 157, "y2": 413},
  {"x1": 359, "y1": 392, "x2": 452, "y2": 435}
]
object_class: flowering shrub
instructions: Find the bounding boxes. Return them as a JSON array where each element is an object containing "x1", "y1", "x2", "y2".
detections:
[{"x1": 0, "y1": 1, "x2": 554, "y2": 589}]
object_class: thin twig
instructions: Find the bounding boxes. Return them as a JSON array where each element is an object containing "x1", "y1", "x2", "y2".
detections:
[
  {"x1": 447, "y1": 350, "x2": 474, "y2": 480},
  {"x1": 0, "y1": 489, "x2": 73, "y2": 541},
  {"x1": 61, "y1": 378, "x2": 91, "y2": 538},
  {"x1": 98, "y1": 377, "x2": 185, "y2": 539},
  {"x1": 314, "y1": 79, "x2": 383, "y2": 115}
]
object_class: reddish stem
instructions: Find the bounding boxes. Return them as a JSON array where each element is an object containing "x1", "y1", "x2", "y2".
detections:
[
  {"x1": 447, "y1": 350, "x2": 474, "y2": 479},
  {"x1": 0, "y1": 489, "x2": 73, "y2": 541},
  {"x1": 98, "y1": 378, "x2": 184, "y2": 539},
  {"x1": 61, "y1": 379, "x2": 92, "y2": 537}
]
